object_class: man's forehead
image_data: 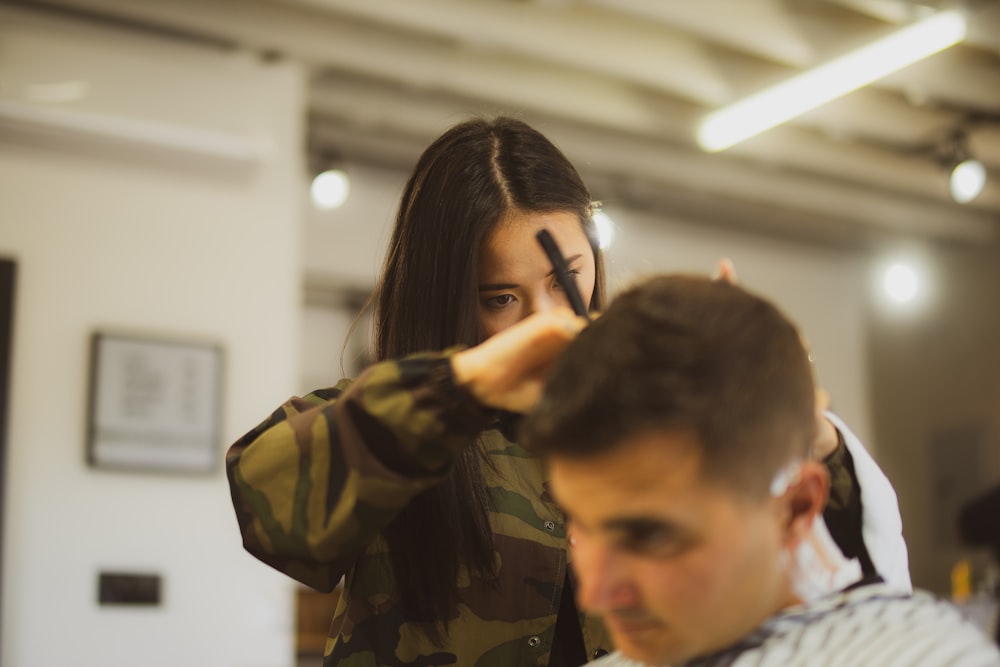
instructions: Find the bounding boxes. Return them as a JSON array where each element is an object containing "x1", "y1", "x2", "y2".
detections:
[{"x1": 548, "y1": 430, "x2": 712, "y2": 513}]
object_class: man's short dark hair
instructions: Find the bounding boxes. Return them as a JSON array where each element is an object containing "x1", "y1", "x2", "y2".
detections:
[{"x1": 522, "y1": 274, "x2": 817, "y2": 498}]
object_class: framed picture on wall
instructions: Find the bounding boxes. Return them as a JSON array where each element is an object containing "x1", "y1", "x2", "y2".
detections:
[{"x1": 86, "y1": 332, "x2": 224, "y2": 473}]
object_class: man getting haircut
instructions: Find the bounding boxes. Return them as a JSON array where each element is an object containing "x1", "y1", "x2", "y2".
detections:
[{"x1": 523, "y1": 275, "x2": 1000, "y2": 667}]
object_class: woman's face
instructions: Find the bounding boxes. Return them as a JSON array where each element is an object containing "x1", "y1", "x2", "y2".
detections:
[{"x1": 477, "y1": 210, "x2": 597, "y2": 339}]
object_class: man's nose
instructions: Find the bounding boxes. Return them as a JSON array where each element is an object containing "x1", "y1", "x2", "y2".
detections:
[{"x1": 574, "y1": 542, "x2": 638, "y2": 613}]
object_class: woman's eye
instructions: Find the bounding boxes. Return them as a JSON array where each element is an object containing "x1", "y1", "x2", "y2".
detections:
[{"x1": 485, "y1": 294, "x2": 515, "y2": 309}]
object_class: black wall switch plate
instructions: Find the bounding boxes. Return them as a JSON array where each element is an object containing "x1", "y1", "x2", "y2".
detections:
[{"x1": 98, "y1": 572, "x2": 161, "y2": 606}]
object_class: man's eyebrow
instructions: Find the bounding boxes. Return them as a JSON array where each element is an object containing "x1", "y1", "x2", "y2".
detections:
[{"x1": 601, "y1": 516, "x2": 675, "y2": 534}]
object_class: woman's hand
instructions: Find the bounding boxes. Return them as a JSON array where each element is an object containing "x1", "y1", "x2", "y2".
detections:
[
  {"x1": 451, "y1": 308, "x2": 588, "y2": 413},
  {"x1": 715, "y1": 257, "x2": 737, "y2": 283}
]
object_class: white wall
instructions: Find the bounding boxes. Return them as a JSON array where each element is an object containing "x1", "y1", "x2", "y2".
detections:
[
  {"x1": 1, "y1": 11, "x2": 304, "y2": 667},
  {"x1": 303, "y1": 163, "x2": 403, "y2": 286},
  {"x1": 604, "y1": 207, "x2": 873, "y2": 447}
]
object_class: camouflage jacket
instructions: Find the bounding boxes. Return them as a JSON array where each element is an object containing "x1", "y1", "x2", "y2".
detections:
[
  {"x1": 227, "y1": 352, "x2": 614, "y2": 666},
  {"x1": 226, "y1": 351, "x2": 867, "y2": 666}
]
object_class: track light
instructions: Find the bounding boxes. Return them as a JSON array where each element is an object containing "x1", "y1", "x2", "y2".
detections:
[
  {"x1": 950, "y1": 158, "x2": 986, "y2": 204},
  {"x1": 942, "y1": 129, "x2": 987, "y2": 205},
  {"x1": 311, "y1": 169, "x2": 350, "y2": 209},
  {"x1": 309, "y1": 151, "x2": 350, "y2": 210},
  {"x1": 883, "y1": 262, "x2": 920, "y2": 304}
]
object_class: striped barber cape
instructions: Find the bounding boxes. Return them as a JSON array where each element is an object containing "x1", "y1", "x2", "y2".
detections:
[{"x1": 596, "y1": 582, "x2": 1000, "y2": 667}]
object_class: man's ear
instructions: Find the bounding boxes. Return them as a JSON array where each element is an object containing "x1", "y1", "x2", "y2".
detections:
[{"x1": 780, "y1": 462, "x2": 830, "y2": 549}]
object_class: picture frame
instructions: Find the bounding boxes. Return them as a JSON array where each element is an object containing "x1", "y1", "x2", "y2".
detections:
[{"x1": 86, "y1": 332, "x2": 224, "y2": 474}]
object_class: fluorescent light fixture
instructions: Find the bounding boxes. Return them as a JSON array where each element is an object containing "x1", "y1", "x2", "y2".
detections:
[{"x1": 697, "y1": 10, "x2": 967, "y2": 152}]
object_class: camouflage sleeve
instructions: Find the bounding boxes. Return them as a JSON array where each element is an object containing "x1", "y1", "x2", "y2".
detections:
[{"x1": 225, "y1": 351, "x2": 495, "y2": 592}]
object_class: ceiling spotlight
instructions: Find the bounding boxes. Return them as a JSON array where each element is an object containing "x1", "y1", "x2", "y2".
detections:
[
  {"x1": 883, "y1": 262, "x2": 920, "y2": 304},
  {"x1": 940, "y1": 127, "x2": 988, "y2": 205},
  {"x1": 950, "y1": 158, "x2": 986, "y2": 204},
  {"x1": 310, "y1": 168, "x2": 350, "y2": 210},
  {"x1": 309, "y1": 149, "x2": 351, "y2": 210}
]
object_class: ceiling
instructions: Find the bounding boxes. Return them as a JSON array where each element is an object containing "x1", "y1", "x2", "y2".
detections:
[{"x1": 9, "y1": 0, "x2": 1000, "y2": 246}]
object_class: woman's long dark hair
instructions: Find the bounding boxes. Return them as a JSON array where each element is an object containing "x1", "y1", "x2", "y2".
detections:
[{"x1": 371, "y1": 116, "x2": 606, "y2": 635}]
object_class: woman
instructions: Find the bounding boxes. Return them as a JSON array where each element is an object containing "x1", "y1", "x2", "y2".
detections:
[{"x1": 226, "y1": 116, "x2": 905, "y2": 666}]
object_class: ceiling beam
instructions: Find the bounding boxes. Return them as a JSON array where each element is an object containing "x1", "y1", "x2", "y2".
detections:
[
  {"x1": 308, "y1": 78, "x2": 998, "y2": 244},
  {"x1": 273, "y1": 0, "x2": 735, "y2": 106},
  {"x1": 38, "y1": 0, "x2": 1000, "y2": 163},
  {"x1": 14, "y1": 0, "x2": 1000, "y2": 241},
  {"x1": 581, "y1": 0, "x2": 821, "y2": 68}
]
